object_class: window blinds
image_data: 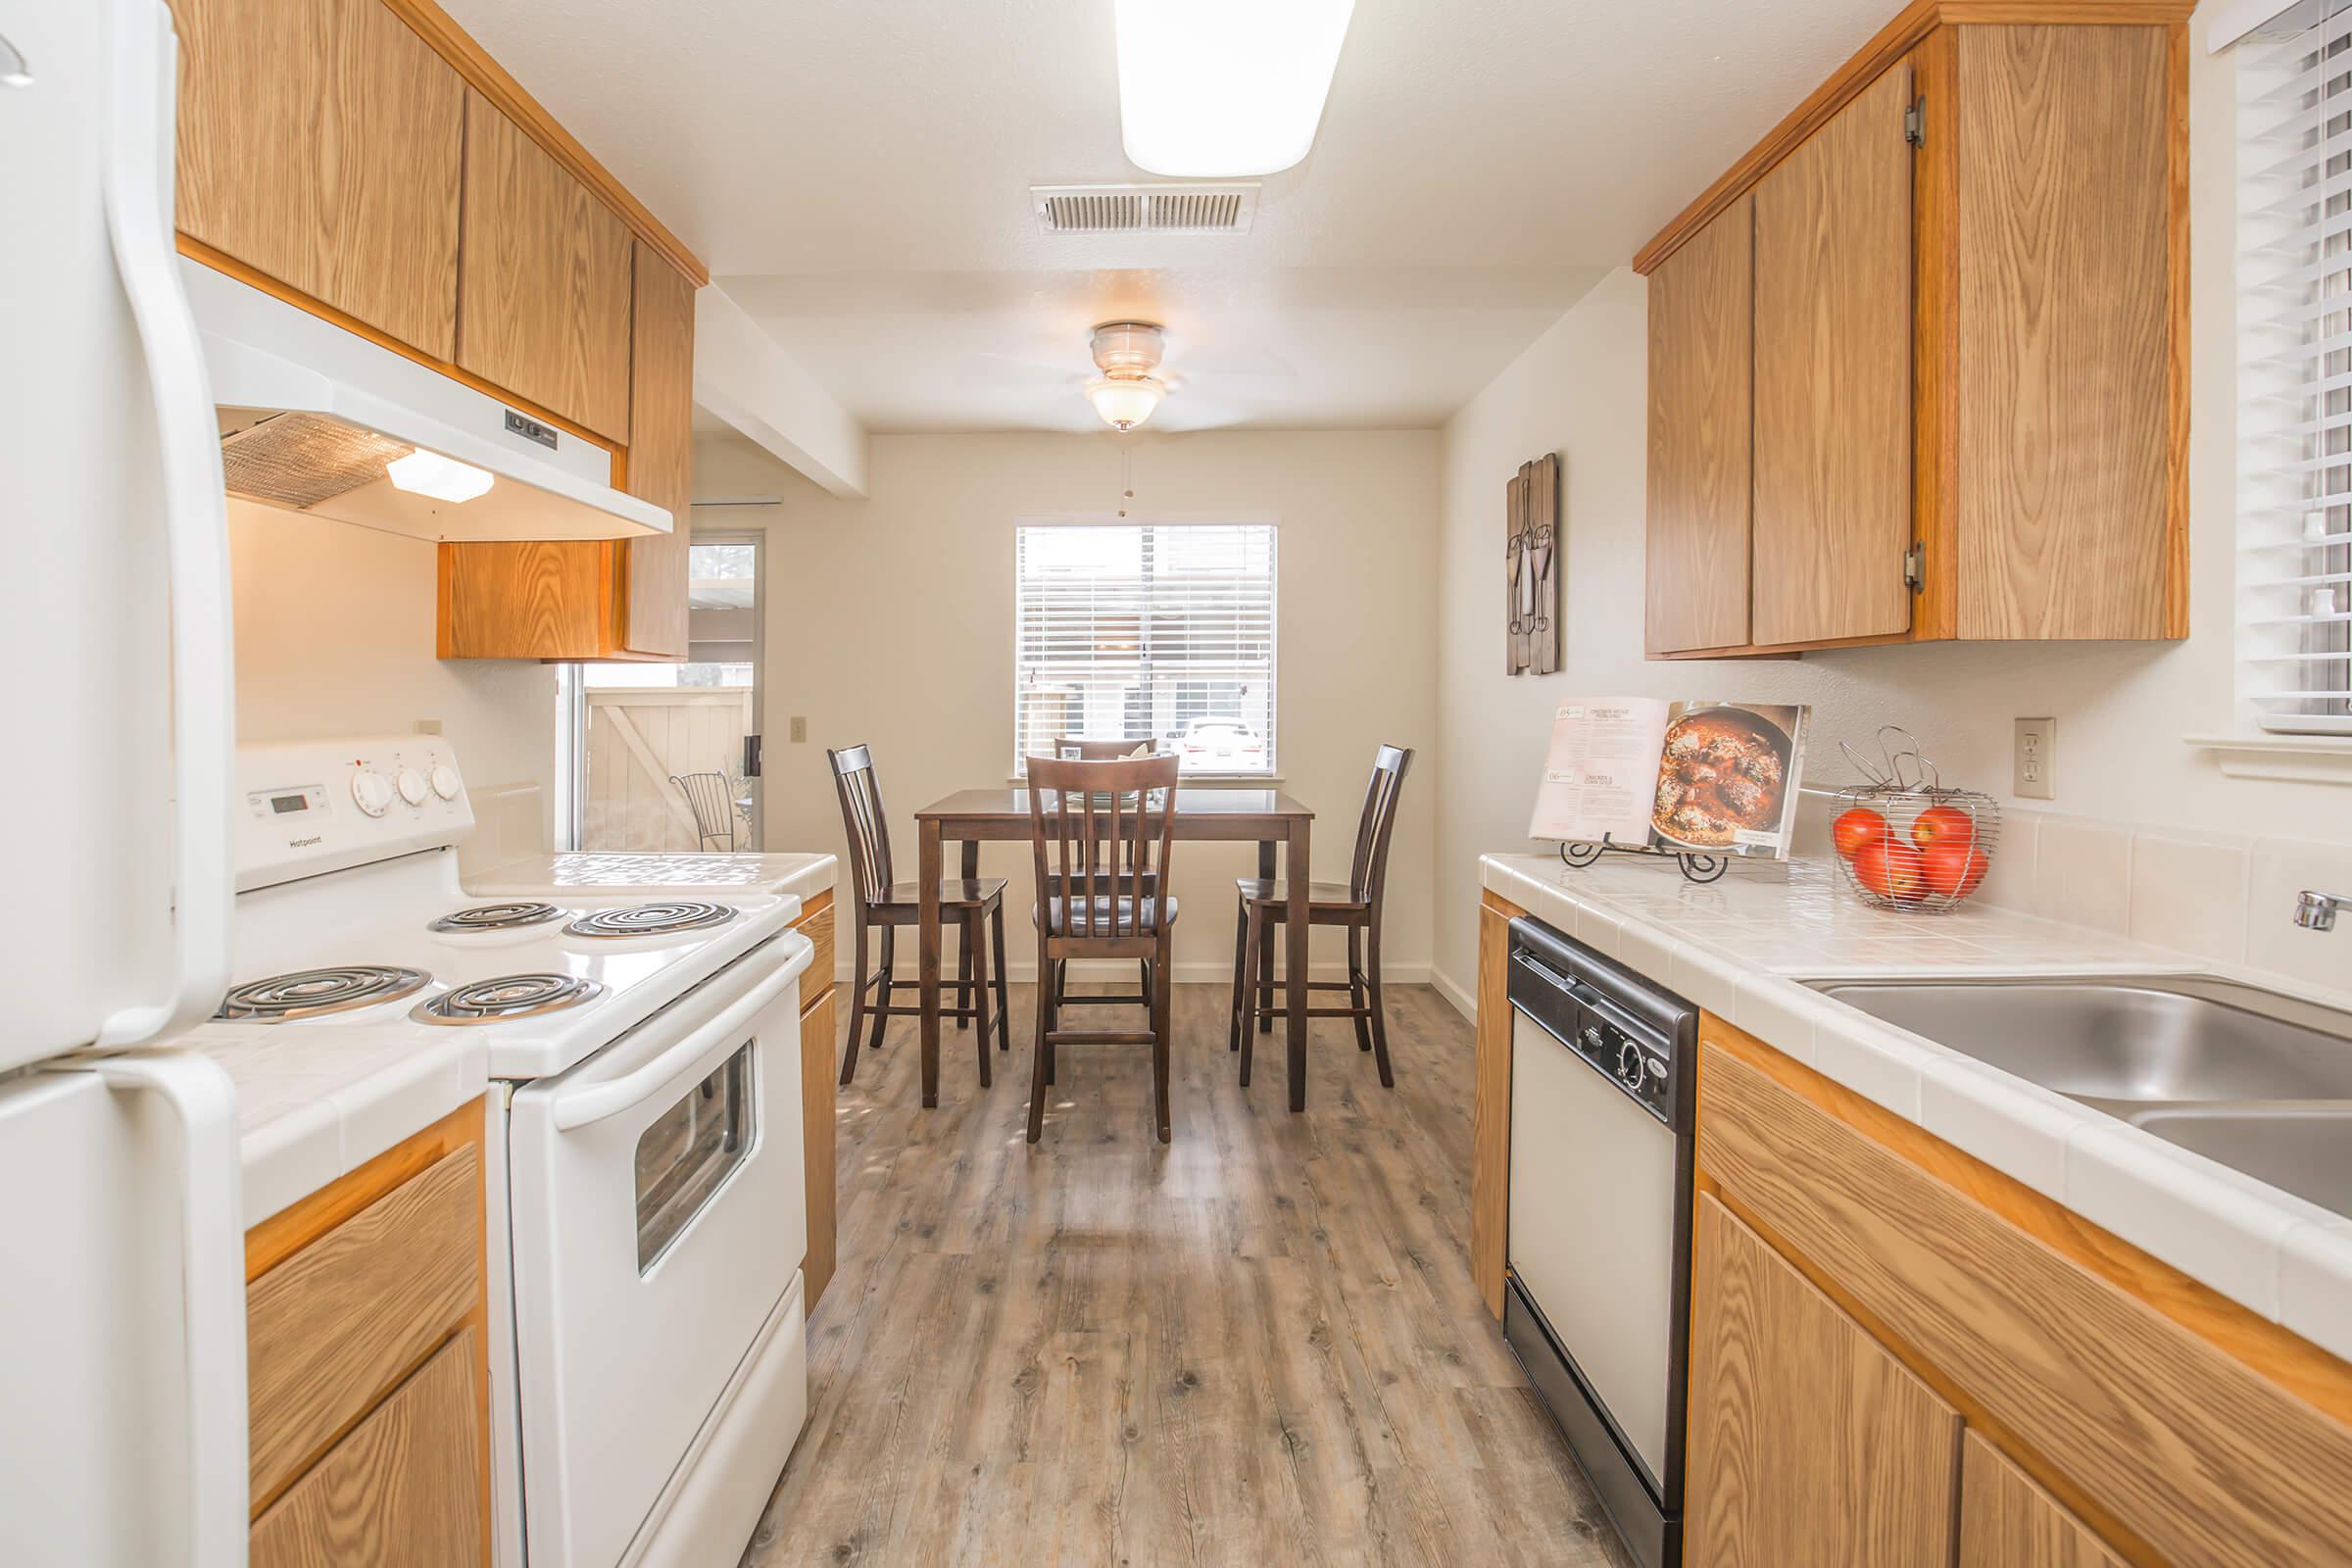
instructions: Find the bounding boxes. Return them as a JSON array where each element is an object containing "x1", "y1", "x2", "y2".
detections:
[
  {"x1": 2241, "y1": 1, "x2": 2352, "y2": 734},
  {"x1": 1013, "y1": 521, "x2": 1279, "y2": 773}
]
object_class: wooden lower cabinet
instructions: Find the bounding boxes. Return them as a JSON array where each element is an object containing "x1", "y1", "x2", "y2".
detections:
[
  {"x1": 1469, "y1": 890, "x2": 1522, "y2": 1319},
  {"x1": 794, "y1": 890, "x2": 838, "y2": 1309},
  {"x1": 244, "y1": 1100, "x2": 491, "y2": 1564},
  {"x1": 1686, "y1": 1015, "x2": 2352, "y2": 1568},
  {"x1": 1959, "y1": 1432, "x2": 2127, "y2": 1568},
  {"x1": 250, "y1": 1329, "x2": 484, "y2": 1568},
  {"x1": 1687, "y1": 1194, "x2": 1959, "y2": 1567}
]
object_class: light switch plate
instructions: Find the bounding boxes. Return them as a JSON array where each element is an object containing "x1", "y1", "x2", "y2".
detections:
[
  {"x1": 790, "y1": 715, "x2": 808, "y2": 744},
  {"x1": 2014, "y1": 717, "x2": 2055, "y2": 800}
]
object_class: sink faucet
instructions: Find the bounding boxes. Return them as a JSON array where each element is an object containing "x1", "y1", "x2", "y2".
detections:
[{"x1": 2298, "y1": 890, "x2": 2345, "y2": 931}]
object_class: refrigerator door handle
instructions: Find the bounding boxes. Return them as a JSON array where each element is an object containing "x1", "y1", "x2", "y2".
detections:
[
  {"x1": 98, "y1": 0, "x2": 235, "y2": 1045},
  {"x1": 87, "y1": 1053, "x2": 249, "y2": 1568}
]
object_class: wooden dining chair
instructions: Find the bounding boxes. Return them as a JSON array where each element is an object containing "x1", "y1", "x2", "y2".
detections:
[
  {"x1": 1040, "y1": 737, "x2": 1162, "y2": 1009},
  {"x1": 1229, "y1": 743, "x2": 1414, "y2": 1089},
  {"x1": 828, "y1": 745, "x2": 1010, "y2": 1089},
  {"x1": 1023, "y1": 753, "x2": 1182, "y2": 1144}
]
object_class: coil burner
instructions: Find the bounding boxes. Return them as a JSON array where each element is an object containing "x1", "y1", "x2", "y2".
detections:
[
  {"x1": 412, "y1": 972, "x2": 606, "y2": 1025},
  {"x1": 217, "y1": 965, "x2": 430, "y2": 1022},
  {"x1": 429, "y1": 902, "x2": 566, "y2": 934},
  {"x1": 564, "y1": 902, "x2": 739, "y2": 940}
]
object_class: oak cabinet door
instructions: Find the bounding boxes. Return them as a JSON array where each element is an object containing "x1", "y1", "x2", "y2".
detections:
[
  {"x1": 1687, "y1": 1193, "x2": 1960, "y2": 1567},
  {"x1": 171, "y1": 0, "x2": 464, "y2": 358},
  {"x1": 1958, "y1": 1432, "x2": 2128, "y2": 1568},
  {"x1": 456, "y1": 91, "x2": 634, "y2": 441},
  {"x1": 1646, "y1": 194, "x2": 1753, "y2": 656},
  {"x1": 799, "y1": 981, "x2": 838, "y2": 1310},
  {"x1": 617, "y1": 243, "x2": 696, "y2": 658},
  {"x1": 250, "y1": 1328, "x2": 485, "y2": 1568},
  {"x1": 1750, "y1": 65, "x2": 1915, "y2": 647},
  {"x1": 1955, "y1": 24, "x2": 2173, "y2": 639}
]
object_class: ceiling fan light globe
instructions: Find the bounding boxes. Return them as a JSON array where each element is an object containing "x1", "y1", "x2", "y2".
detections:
[{"x1": 1086, "y1": 376, "x2": 1166, "y2": 431}]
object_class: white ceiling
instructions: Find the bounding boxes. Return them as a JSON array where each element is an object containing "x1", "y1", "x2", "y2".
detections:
[{"x1": 441, "y1": 0, "x2": 1897, "y2": 434}]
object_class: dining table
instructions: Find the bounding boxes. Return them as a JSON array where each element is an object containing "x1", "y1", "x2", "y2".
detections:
[{"x1": 909, "y1": 787, "x2": 1317, "y2": 1111}]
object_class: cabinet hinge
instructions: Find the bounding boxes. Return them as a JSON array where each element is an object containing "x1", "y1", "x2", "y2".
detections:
[
  {"x1": 1903, "y1": 96, "x2": 1926, "y2": 149},
  {"x1": 1903, "y1": 541, "x2": 1927, "y2": 592}
]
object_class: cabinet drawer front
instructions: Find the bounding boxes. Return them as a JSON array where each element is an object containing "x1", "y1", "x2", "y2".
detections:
[
  {"x1": 248, "y1": 1144, "x2": 482, "y2": 1507},
  {"x1": 250, "y1": 1327, "x2": 485, "y2": 1568},
  {"x1": 1698, "y1": 1040, "x2": 2352, "y2": 1568},
  {"x1": 793, "y1": 893, "x2": 836, "y2": 1010}
]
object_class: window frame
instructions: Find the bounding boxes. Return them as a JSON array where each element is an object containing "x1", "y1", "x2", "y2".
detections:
[{"x1": 1010, "y1": 514, "x2": 1282, "y2": 780}]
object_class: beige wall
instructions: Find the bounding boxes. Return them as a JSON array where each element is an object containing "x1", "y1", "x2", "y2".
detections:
[
  {"x1": 699, "y1": 427, "x2": 1442, "y2": 980},
  {"x1": 1428, "y1": 18, "x2": 2352, "y2": 1002},
  {"x1": 228, "y1": 499, "x2": 557, "y2": 832}
]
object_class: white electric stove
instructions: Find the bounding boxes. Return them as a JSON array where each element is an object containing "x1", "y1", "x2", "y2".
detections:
[{"x1": 207, "y1": 737, "x2": 814, "y2": 1568}]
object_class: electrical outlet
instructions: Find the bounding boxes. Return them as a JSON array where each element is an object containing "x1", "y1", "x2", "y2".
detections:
[
  {"x1": 413, "y1": 718, "x2": 443, "y2": 735},
  {"x1": 790, "y1": 715, "x2": 808, "y2": 744},
  {"x1": 2014, "y1": 717, "x2": 2055, "y2": 800}
]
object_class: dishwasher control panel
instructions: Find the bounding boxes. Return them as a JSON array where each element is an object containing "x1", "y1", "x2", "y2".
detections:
[{"x1": 1506, "y1": 916, "x2": 1695, "y2": 1128}]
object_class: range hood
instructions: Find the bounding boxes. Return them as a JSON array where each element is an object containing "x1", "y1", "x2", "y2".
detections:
[{"x1": 181, "y1": 258, "x2": 670, "y2": 543}]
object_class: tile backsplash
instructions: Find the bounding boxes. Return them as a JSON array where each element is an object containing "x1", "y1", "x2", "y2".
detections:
[{"x1": 1969, "y1": 808, "x2": 2350, "y2": 992}]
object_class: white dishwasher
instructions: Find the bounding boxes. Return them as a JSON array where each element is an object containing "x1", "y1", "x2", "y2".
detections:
[{"x1": 1502, "y1": 916, "x2": 1697, "y2": 1568}]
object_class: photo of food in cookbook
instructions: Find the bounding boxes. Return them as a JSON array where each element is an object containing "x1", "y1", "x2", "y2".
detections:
[{"x1": 1528, "y1": 698, "x2": 1811, "y2": 858}]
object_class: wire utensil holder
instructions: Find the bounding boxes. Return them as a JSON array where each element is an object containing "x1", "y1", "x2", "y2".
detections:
[{"x1": 1829, "y1": 726, "x2": 2000, "y2": 914}]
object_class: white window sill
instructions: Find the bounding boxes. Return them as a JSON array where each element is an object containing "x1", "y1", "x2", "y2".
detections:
[{"x1": 2183, "y1": 733, "x2": 2352, "y2": 784}]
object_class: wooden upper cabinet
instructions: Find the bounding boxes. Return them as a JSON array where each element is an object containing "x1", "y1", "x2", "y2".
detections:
[
  {"x1": 1687, "y1": 1193, "x2": 1961, "y2": 1567},
  {"x1": 1750, "y1": 64, "x2": 1914, "y2": 648},
  {"x1": 1637, "y1": 7, "x2": 2186, "y2": 658},
  {"x1": 617, "y1": 242, "x2": 696, "y2": 658},
  {"x1": 1955, "y1": 24, "x2": 2175, "y2": 639},
  {"x1": 1646, "y1": 194, "x2": 1753, "y2": 656},
  {"x1": 456, "y1": 92, "x2": 635, "y2": 443},
  {"x1": 171, "y1": 0, "x2": 464, "y2": 358},
  {"x1": 1959, "y1": 1432, "x2": 2129, "y2": 1568}
]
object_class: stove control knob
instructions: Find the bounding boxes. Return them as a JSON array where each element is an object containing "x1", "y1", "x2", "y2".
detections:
[
  {"x1": 1618, "y1": 1042, "x2": 1646, "y2": 1087},
  {"x1": 396, "y1": 767, "x2": 429, "y2": 807},
  {"x1": 350, "y1": 767, "x2": 393, "y2": 818},
  {"x1": 430, "y1": 763, "x2": 461, "y2": 801}
]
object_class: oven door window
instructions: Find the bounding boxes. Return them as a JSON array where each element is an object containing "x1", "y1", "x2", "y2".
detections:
[{"x1": 633, "y1": 1039, "x2": 755, "y2": 1272}]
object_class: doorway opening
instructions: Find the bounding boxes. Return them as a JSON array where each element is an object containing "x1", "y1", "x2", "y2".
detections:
[{"x1": 556, "y1": 533, "x2": 763, "y2": 852}]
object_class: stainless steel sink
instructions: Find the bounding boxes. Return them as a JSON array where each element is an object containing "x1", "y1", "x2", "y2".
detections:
[{"x1": 1805, "y1": 975, "x2": 2352, "y2": 1216}]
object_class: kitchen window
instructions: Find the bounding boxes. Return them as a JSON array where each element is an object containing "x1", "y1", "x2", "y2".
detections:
[
  {"x1": 2239, "y1": 0, "x2": 2352, "y2": 735},
  {"x1": 1014, "y1": 520, "x2": 1278, "y2": 774}
]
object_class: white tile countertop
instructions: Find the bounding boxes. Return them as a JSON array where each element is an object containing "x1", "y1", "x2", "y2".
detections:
[
  {"x1": 196, "y1": 1025, "x2": 488, "y2": 1227},
  {"x1": 1481, "y1": 850, "x2": 2352, "y2": 1366},
  {"x1": 465, "y1": 850, "x2": 837, "y2": 903}
]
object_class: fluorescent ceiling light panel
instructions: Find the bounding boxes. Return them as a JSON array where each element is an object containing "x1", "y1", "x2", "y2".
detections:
[
  {"x1": 1114, "y1": 0, "x2": 1355, "y2": 177},
  {"x1": 386, "y1": 447, "x2": 495, "y2": 503}
]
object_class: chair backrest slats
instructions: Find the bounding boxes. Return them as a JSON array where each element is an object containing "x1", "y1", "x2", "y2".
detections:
[
  {"x1": 1025, "y1": 754, "x2": 1179, "y2": 941},
  {"x1": 826, "y1": 745, "x2": 893, "y2": 908},
  {"x1": 668, "y1": 770, "x2": 738, "y2": 852},
  {"x1": 1348, "y1": 744, "x2": 1415, "y2": 905}
]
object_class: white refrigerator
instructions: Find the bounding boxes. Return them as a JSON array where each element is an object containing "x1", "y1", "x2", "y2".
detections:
[{"x1": 0, "y1": 1, "x2": 247, "y2": 1564}]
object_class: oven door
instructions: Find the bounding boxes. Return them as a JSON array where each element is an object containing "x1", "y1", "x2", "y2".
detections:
[{"x1": 509, "y1": 930, "x2": 811, "y2": 1568}]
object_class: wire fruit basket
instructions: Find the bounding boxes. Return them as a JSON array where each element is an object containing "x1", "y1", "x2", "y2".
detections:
[{"x1": 1829, "y1": 727, "x2": 2000, "y2": 914}]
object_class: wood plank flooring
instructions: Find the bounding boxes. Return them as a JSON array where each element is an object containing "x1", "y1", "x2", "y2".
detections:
[{"x1": 742, "y1": 982, "x2": 1632, "y2": 1568}]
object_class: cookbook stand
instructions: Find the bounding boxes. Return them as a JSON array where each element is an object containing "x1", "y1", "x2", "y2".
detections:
[{"x1": 1555, "y1": 836, "x2": 1730, "y2": 885}]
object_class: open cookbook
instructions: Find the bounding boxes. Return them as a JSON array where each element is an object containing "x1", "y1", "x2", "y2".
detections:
[{"x1": 1528, "y1": 699, "x2": 1812, "y2": 858}]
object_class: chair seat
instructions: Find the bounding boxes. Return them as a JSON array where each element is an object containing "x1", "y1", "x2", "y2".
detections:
[
  {"x1": 1036, "y1": 894, "x2": 1179, "y2": 934},
  {"x1": 869, "y1": 877, "x2": 1006, "y2": 911},
  {"x1": 1234, "y1": 877, "x2": 1367, "y2": 909}
]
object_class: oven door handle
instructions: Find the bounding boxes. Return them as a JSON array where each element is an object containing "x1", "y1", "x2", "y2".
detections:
[{"x1": 549, "y1": 937, "x2": 811, "y2": 1133}]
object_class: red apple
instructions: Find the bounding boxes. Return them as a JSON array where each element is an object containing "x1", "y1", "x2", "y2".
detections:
[
  {"x1": 1911, "y1": 804, "x2": 1978, "y2": 852},
  {"x1": 1853, "y1": 839, "x2": 1927, "y2": 903},
  {"x1": 1921, "y1": 841, "x2": 1990, "y2": 900},
  {"x1": 1833, "y1": 807, "x2": 1891, "y2": 859}
]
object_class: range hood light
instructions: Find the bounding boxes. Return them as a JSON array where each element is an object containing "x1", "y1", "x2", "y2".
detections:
[{"x1": 386, "y1": 448, "x2": 495, "y2": 503}]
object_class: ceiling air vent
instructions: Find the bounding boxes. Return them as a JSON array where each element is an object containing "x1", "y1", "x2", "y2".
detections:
[{"x1": 1032, "y1": 182, "x2": 1259, "y2": 236}]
